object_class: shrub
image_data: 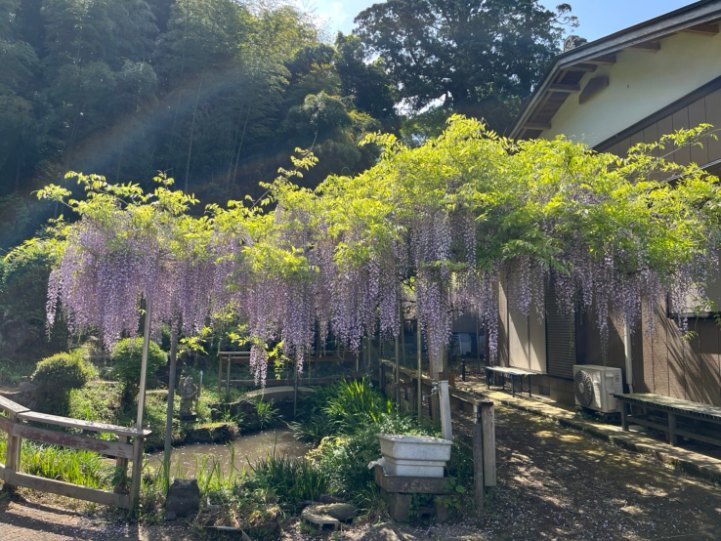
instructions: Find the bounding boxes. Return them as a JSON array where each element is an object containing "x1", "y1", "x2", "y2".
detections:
[
  {"x1": 1, "y1": 236, "x2": 69, "y2": 362},
  {"x1": 249, "y1": 455, "x2": 328, "y2": 510},
  {"x1": 254, "y1": 399, "x2": 280, "y2": 430},
  {"x1": 31, "y1": 349, "x2": 96, "y2": 414},
  {"x1": 110, "y1": 338, "x2": 166, "y2": 409},
  {"x1": 0, "y1": 359, "x2": 33, "y2": 386},
  {"x1": 323, "y1": 378, "x2": 392, "y2": 433}
]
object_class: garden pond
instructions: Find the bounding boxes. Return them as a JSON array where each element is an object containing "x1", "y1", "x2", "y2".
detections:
[{"x1": 147, "y1": 428, "x2": 312, "y2": 476}]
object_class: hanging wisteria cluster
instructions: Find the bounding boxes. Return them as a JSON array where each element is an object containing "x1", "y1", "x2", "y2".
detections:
[
  {"x1": 40, "y1": 119, "x2": 721, "y2": 386},
  {"x1": 43, "y1": 174, "x2": 216, "y2": 350},
  {"x1": 47, "y1": 216, "x2": 161, "y2": 348}
]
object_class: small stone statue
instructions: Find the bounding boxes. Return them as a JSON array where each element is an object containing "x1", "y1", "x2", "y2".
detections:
[{"x1": 179, "y1": 375, "x2": 199, "y2": 420}]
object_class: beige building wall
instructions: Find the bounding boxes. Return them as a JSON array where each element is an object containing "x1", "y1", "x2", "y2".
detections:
[{"x1": 541, "y1": 31, "x2": 721, "y2": 148}]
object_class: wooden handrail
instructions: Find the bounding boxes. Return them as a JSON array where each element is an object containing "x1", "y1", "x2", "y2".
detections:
[
  {"x1": 18, "y1": 410, "x2": 150, "y2": 437},
  {"x1": 0, "y1": 393, "x2": 148, "y2": 510},
  {"x1": 0, "y1": 395, "x2": 30, "y2": 415}
]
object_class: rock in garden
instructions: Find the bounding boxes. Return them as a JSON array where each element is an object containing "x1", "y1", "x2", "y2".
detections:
[
  {"x1": 318, "y1": 502, "x2": 358, "y2": 522},
  {"x1": 245, "y1": 504, "x2": 281, "y2": 539},
  {"x1": 301, "y1": 502, "x2": 358, "y2": 530},
  {"x1": 165, "y1": 479, "x2": 200, "y2": 520},
  {"x1": 301, "y1": 506, "x2": 339, "y2": 531}
]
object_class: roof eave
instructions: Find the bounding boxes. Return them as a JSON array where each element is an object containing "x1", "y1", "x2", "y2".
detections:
[{"x1": 511, "y1": 0, "x2": 721, "y2": 139}]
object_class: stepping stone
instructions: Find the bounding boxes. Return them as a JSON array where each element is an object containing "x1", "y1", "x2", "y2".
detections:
[
  {"x1": 301, "y1": 506, "x2": 340, "y2": 531},
  {"x1": 312, "y1": 502, "x2": 358, "y2": 522}
]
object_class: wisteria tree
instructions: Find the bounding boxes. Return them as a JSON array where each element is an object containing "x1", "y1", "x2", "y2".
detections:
[
  {"x1": 34, "y1": 116, "x2": 721, "y2": 450},
  {"x1": 39, "y1": 172, "x2": 215, "y2": 490},
  {"x1": 308, "y1": 117, "x2": 721, "y2": 438}
]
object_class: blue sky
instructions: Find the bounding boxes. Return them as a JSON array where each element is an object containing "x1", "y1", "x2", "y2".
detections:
[{"x1": 301, "y1": 0, "x2": 696, "y2": 42}]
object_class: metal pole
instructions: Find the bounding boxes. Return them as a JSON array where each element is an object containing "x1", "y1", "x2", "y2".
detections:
[{"x1": 136, "y1": 296, "x2": 152, "y2": 430}]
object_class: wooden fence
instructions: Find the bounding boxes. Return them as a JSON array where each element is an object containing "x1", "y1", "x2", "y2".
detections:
[
  {"x1": 379, "y1": 358, "x2": 496, "y2": 512},
  {"x1": 0, "y1": 395, "x2": 149, "y2": 509},
  {"x1": 217, "y1": 350, "x2": 362, "y2": 396}
]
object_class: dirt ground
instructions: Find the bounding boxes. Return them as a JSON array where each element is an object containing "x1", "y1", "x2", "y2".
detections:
[{"x1": 2, "y1": 403, "x2": 721, "y2": 540}]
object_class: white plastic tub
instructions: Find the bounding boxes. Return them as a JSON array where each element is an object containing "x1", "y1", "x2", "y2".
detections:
[{"x1": 377, "y1": 434, "x2": 452, "y2": 478}]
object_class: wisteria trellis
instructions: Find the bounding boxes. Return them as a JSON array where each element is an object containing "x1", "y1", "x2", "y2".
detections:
[{"x1": 41, "y1": 117, "x2": 721, "y2": 386}]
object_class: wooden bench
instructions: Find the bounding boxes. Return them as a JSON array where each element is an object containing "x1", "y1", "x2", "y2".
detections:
[
  {"x1": 484, "y1": 366, "x2": 535, "y2": 397},
  {"x1": 614, "y1": 393, "x2": 721, "y2": 448}
]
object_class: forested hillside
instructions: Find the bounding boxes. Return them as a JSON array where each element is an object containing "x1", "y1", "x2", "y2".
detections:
[
  {"x1": 0, "y1": 0, "x2": 569, "y2": 249},
  {"x1": 0, "y1": 0, "x2": 399, "y2": 243}
]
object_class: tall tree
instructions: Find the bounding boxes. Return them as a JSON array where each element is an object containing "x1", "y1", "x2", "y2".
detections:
[
  {"x1": 0, "y1": 0, "x2": 40, "y2": 193},
  {"x1": 354, "y1": 0, "x2": 571, "y2": 132},
  {"x1": 335, "y1": 33, "x2": 398, "y2": 131}
]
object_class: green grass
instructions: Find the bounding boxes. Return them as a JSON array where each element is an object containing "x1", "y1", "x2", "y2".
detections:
[
  {"x1": 248, "y1": 455, "x2": 329, "y2": 510},
  {"x1": 0, "y1": 358, "x2": 35, "y2": 386},
  {"x1": 68, "y1": 380, "x2": 119, "y2": 423},
  {"x1": 0, "y1": 435, "x2": 111, "y2": 489}
]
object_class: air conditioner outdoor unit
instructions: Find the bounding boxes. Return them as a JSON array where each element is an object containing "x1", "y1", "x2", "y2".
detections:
[{"x1": 573, "y1": 365, "x2": 623, "y2": 413}]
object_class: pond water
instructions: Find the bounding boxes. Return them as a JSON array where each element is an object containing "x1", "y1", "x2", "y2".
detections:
[{"x1": 147, "y1": 428, "x2": 312, "y2": 477}]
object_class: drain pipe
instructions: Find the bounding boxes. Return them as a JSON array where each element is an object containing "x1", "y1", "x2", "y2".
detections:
[{"x1": 623, "y1": 315, "x2": 634, "y2": 393}]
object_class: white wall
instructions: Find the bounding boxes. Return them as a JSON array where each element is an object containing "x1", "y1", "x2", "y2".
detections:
[{"x1": 542, "y1": 31, "x2": 721, "y2": 147}]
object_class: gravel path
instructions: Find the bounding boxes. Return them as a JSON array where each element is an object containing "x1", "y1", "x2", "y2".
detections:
[
  {"x1": 311, "y1": 404, "x2": 721, "y2": 540},
  {"x1": 473, "y1": 406, "x2": 721, "y2": 540},
  {"x1": 3, "y1": 403, "x2": 721, "y2": 540},
  {"x1": 0, "y1": 492, "x2": 197, "y2": 540}
]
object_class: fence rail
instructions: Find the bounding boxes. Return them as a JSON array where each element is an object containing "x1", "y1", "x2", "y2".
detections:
[
  {"x1": 217, "y1": 350, "x2": 361, "y2": 396},
  {"x1": 0, "y1": 394, "x2": 149, "y2": 509}
]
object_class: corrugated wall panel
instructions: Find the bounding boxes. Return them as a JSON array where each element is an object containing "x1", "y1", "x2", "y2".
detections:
[
  {"x1": 545, "y1": 298, "x2": 576, "y2": 379},
  {"x1": 704, "y1": 89, "x2": 721, "y2": 159}
]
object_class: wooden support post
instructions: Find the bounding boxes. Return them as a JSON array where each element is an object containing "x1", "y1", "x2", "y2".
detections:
[
  {"x1": 163, "y1": 328, "x2": 179, "y2": 494},
  {"x1": 395, "y1": 300, "x2": 402, "y2": 404},
  {"x1": 417, "y1": 323, "x2": 422, "y2": 421},
  {"x1": 481, "y1": 402, "x2": 496, "y2": 487},
  {"x1": 225, "y1": 355, "x2": 231, "y2": 399},
  {"x1": 476, "y1": 319, "x2": 482, "y2": 375},
  {"x1": 366, "y1": 336, "x2": 372, "y2": 371},
  {"x1": 668, "y1": 412, "x2": 677, "y2": 445},
  {"x1": 129, "y1": 436, "x2": 144, "y2": 511},
  {"x1": 2, "y1": 400, "x2": 29, "y2": 491},
  {"x1": 472, "y1": 404, "x2": 484, "y2": 515},
  {"x1": 620, "y1": 402, "x2": 628, "y2": 431},
  {"x1": 114, "y1": 436, "x2": 130, "y2": 495},
  {"x1": 293, "y1": 357, "x2": 300, "y2": 419},
  {"x1": 400, "y1": 318, "x2": 406, "y2": 369},
  {"x1": 217, "y1": 355, "x2": 223, "y2": 397},
  {"x1": 394, "y1": 333, "x2": 400, "y2": 405},
  {"x1": 136, "y1": 296, "x2": 153, "y2": 431},
  {"x1": 5, "y1": 427, "x2": 21, "y2": 490}
]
